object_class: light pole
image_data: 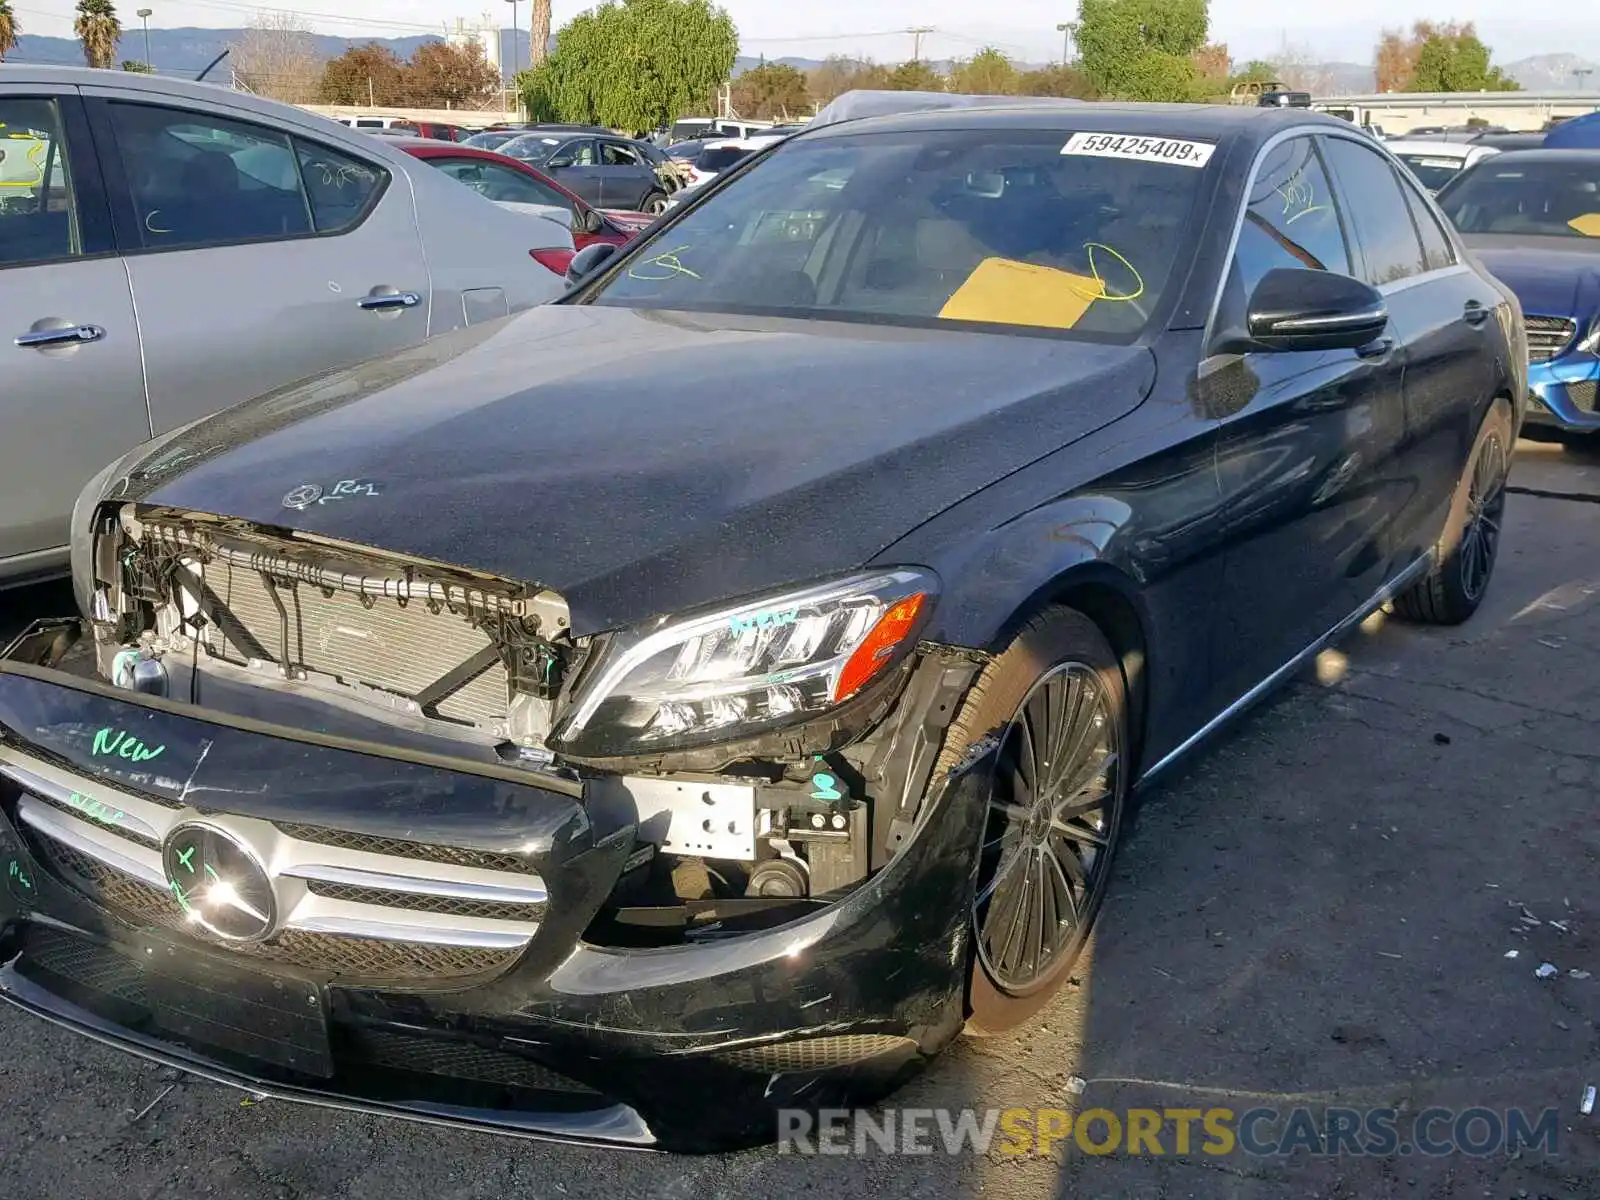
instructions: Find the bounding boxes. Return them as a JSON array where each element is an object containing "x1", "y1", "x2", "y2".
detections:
[
  {"x1": 1056, "y1": 22, "x2": 1075, "y2": 64},
  {"x1": 505, "y1": 0, "x2": 519, "y2": 84},
  {"x1": 1576, "y1": 67, "x2": 1594, "y2": 90},
  {"x1": 137, "y1": 8, "x2": 153, "y2": 71}
]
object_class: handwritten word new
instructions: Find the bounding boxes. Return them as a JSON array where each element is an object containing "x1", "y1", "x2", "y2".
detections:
[
  {"x1": 91, "y1": 727, "x2": 166, "y2": 763},
  {"x1": 66, "y1": 791, "x2": 126, "y2": 827}
]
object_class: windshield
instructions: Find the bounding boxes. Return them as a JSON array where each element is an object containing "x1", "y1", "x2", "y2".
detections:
[
  {"x1": 1438, "y1": 160, "x2": 1600, "y2": 238},
  {"x1": 586, "y1": 128, "x2": 1210, "y2": 340},
  {"x1": 695, "y1": 146, "x2": 753, "y2": 172},
  {"x1": 499, "y1": 135, "x2": 562, "y2": 165},
  {"x1": 1395, "y1": 153, "x2": 1466, "y2": 193},
  {"x1": 463, "y1": 131, "x2": 517, "y2": 151}
]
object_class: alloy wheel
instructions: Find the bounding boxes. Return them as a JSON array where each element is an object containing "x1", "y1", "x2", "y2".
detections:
[
  {"x1": 1459, "y1": 431, "x2": 1507, "y2": 602},
  {"x1": 973, "y1": 661, "x2": 1123, "y2": 996}
]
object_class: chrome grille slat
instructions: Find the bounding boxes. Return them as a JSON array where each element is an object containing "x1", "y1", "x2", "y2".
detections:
[
  {"x1": 2, "y1": 750, "x2": 544, "y2": 978},
  {"x1": 1526, "y1": 315, "x2": 1577, "y2": 363}
]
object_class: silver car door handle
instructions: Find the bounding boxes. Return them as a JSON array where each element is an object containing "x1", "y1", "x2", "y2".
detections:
[
  {"x1": 15, "y1": 324, "x2": 105, "y2": 348},
  {"x1": 358, "y1": 292, "x2": 422, "y2": 312}
]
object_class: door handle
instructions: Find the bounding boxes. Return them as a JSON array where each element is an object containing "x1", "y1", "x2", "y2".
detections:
[
  {"x1": 1462, "y1": 301, "x2": 1490, "y2": 327},
  {"x1": 358, "y1": 292, "x2": 421, "y2": 312},
  {"x1": 1355, "y1": 336, "x2": 1395, "y2": 360},
  {"x1": 15, "y1": 324, "x2": 105, "y2": 348}
]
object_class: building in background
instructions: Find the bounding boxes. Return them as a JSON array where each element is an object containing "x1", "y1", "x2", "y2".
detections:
[{"x1": 446, "y1": 14, "x2": 501, "y2": 75}]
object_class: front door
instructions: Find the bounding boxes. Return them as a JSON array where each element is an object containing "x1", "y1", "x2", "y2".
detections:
[
  {"x1": 597, "y1": 138, "x2": 653, "y2": 209},
  {"x1": 0, "y1": 88, "x2": 147, "y2": 572},
  {"x1": 82, "y1": 89, "x2": 430, "y2": 434},
  {"x1": 1207, "y1": 134, "x2": 1410, "y2": 706}
]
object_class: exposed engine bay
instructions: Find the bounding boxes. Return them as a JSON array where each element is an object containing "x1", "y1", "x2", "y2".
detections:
[{"x1": 74, "y1": 505, "x2": 982, "y2": 946}]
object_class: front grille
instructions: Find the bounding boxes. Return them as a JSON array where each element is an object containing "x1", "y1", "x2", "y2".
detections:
[
  {"x1": 275, "y1": 823, "x2": 532, "y2": 875},
  {"x1": 303, "y1": 879, "x2": 539, "y2": 923},
  {"x1": 1526, "y1": 315, "x2": 1578, "y2": 363},
  {"x1": 713, "y1": 1034, "x2": 919, "y2": 1071},
  {"x1": 1568, "y1": 380, "x2": 1598, "y2": 414},
  {"x1": 29, "y1": 836, "x2": 519, "y2": 982},
  {"x1": 347, "y1": 1029, "x2": 599, "y2": 1093}
]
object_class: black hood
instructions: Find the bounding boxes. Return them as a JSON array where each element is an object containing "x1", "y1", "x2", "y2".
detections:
[{"x1": 114, "y1": 306, "x2": 1154, "y2": 633}]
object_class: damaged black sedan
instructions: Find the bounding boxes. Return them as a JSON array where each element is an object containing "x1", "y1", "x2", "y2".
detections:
[{"x1": 0, "y1": 103, "x2": 1523, "y2": 1151}]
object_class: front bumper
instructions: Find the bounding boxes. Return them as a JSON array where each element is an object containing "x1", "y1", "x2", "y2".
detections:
[
  {"x1": 1527, "y1": 353, "x2": 1600, "y2": 432},
  {"x1": 0, "y1": 626, "x2": 993, "y2": 1152}
]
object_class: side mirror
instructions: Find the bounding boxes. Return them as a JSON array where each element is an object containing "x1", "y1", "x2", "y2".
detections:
[
  {"x1": 566, "y1": 241, "x2": 618, "y2": 288},
  {"x1": 580, "y1": 207, "x2": 604, "y2": 235},
  {"x1": 547, "y1": 156, "x2": 573, "y2": 170},
  {"x1": 1220, "y1": 268, "x2": 1389, "y2": 354}
]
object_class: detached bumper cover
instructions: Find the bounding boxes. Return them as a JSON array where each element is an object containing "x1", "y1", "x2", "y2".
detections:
[{"x1": 0, "y1": 637, "x2": 991, "y2": 1152}]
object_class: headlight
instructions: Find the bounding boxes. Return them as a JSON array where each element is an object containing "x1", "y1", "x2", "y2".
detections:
[
  {"x1": 550, "y1": 569, "x2": 937, "y2": 758},
  {"x1": 1579, "y1": 319, "x2": 1600, "y2": 355}
]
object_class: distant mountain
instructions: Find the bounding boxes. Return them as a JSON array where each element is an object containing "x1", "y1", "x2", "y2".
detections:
[
  {"x1": 7, "y1": 27, "x2": 535, "y2": 81},
  {"x1": 1504, "y1": 53, "x2": 1600, "y2": 90},
  {"x1": 1319, "y1": 62, "x2": 1376, "y2": 95}
]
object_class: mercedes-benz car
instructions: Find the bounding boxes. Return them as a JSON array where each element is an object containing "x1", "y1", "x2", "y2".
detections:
[
  {"x1": 1436, "y1": 149, "x2": 1600, "y2": 437},
  {"x1": 0, "y1": 103, "x2": 1523, "y2": 1152}
]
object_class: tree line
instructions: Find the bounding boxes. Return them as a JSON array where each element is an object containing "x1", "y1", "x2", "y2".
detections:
[{"x1": 0, "y1": 0, "x2": 1526, "y2": 121}]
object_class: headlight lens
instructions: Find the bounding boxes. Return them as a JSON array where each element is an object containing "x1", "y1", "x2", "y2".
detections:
[
  {"x1": 1578, "y1": 319, "x2": 1600, "y2": 355},
  {"x1": 551, "y1": 569, "x2": 936, "y2": 757}
]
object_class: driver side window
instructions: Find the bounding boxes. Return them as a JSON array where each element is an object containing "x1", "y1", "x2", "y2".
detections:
[{"x1": 1230, "y1": 136, "x2": 1352, "y2": 299}]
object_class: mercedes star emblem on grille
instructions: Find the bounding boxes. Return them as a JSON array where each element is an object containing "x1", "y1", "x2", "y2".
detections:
[
  {"x1": 282, "y1": 483, "x2": 323, "y2": 510},
  {"x1": 162, "y1": 821, "x2": 279, "y2": 942}
]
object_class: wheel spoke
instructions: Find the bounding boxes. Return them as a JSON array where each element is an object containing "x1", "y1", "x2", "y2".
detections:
[
  {"x1": 1060, "y1": 749, "x2": 1117, "y2": 810},
  {"x1": 977, "y1": 839, "x2": 1026, "y2": 905},
  {"x1": 1051, "y1": 835, "x2": 1089, "y2": 888},
  {"x1": 1055, "y1": 783, "x2": 1110, "y2": 822},
  {"x1": 1044, "y1": 844, "x2": 1079, "y2": 927},
  {"x1": 1054, "y1": 816, "x2": 1110, "y2": 847},
  {"x1": 1017, "y1": 708, "x2": 1039, "y2": 793}
]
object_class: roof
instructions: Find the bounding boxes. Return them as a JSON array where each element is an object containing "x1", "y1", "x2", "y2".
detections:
[
  {"x1": 1385, "y1": 140, "x2": 1497, "y2": 158},
  {"x1": 800, "y1": 100, "x2": 1362, "y2": 144},
  {"x1": 1476, "y1": 148, "x2": 1600, "y2": 164}
]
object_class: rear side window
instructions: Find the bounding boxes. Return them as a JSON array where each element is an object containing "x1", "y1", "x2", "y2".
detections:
[
  {"x1": 295, "y1": 141, "x2": 386, "y2": 234},
  {"x1": 0, "y1": 97, "x2": 81, "y2": 267},
  {"x1": 1400, "y1": 181, "x2": 1456, "y2": 272},
  {"x1": 1320, "y1": 136, "x2": 1427, "y2": 286},
  {"x1": 601, "y1": 141, "x2": 642, "y2": 167},
  {"x1": 1231, "y1": 136, "x2": 1351, "y2": 297},
  {"x1": 696, "y1": 147, "x2": 751, "y2": 172}
]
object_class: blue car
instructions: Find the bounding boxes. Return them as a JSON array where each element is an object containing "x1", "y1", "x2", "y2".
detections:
[{"x1": 1437, "y1": 150, "x2": 1600, "y2": 436}]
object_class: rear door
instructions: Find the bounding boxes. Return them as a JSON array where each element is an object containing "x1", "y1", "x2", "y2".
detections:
[
  {"x1": 83, "y1": 89, "x2": 430, "y2": 433},
  {"x1": 1207, "y1": 133, "x2": 1410, "y2": 706},
  {"x1": 546, "y1": 138, "x2": 602, "y2": 205},
  {"x1": 596, "y1": 138, "x2": 653, "y2": 208},
  {"x1": 1319, "y1": 133, "x2": 1499, "y2": 567},
  {"x1": 0, "y1": 87, "x2": 147, "y2": 572}
]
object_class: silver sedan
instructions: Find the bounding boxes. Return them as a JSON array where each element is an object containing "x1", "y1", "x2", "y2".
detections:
[{"x1": 0, "y1": 66, "x2": 571, "y2": 587}]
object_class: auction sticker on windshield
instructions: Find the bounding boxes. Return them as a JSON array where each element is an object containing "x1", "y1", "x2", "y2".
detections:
[{"x1": 1062, "y1": 132, "x2": 1216, "y2": 168}]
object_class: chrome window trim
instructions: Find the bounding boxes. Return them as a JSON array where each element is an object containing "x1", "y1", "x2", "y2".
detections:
[{"x1": 1201, "y1": 123, "x2": 1475, "y2": 351}]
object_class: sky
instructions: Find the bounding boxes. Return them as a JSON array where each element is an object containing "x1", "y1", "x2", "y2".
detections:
[{"x1": 12, "y1": 0, "x2": 1600, "y2": 66}]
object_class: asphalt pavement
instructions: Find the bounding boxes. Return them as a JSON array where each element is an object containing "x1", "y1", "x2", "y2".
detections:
[{"x1": 1, "y1": 438, "x2": 1598, "y2": 1199}]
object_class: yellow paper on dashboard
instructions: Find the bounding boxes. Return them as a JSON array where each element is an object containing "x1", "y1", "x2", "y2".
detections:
[
  {"x1": 1568, "y1": 213, "x2": 1600, "y2": 238},
  {"x1": 939, "y1": 258, "x2": 1105, "y2": 330}
]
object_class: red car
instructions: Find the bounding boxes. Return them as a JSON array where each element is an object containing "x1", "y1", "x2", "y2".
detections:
[{"x1": 393, "y1": 139, "x2": 653, "y2": 274}]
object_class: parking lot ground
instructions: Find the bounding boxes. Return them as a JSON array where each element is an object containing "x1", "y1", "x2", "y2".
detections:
[{"x1": 1, "y1": 440, "x2": 1598, "y2": 1199}]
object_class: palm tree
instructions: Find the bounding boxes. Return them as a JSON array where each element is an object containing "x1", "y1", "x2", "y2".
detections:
[
  {"x1": 75, "y1": 0, "x2": 121, "y2": 70},
  {"x1": 0, "y1": 1, "x2": 20, "y2": 64}
]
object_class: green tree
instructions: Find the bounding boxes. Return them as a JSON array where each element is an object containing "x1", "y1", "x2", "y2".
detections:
[
  {"x1": 521, "y1": 0, "x2": 738, "y2": 131},
  {"x1": 884, "y1": 60, "x2": 944, "y2": 91},
  {"x1": 731, "y1": 62, "x2": 810, "y2": 120},
  {"x1": 1235, "y1": 59, "x2": 1279, "y2": 83},
  {"x1": 0, "y1": 1, "x2": 20, "y2": 63},
  {"x1": 1406, "y1": 24, "x2": 1518, "y2": 92},
  {"x1": 948, "y1": 47, "x2": 1019, "y2": 95},
  {"x1": 75, "y1": 0, "x2": 121, "y2": 70},
  {"x1": 1016, "y1": 63, "x2": 1098, "y2": 98},
  {"x1": 119, "y1": 59, "x2": 153, "y2": 72},
  {"x1": 1076, "y1": 0, "x2": 1208, "y2": 101},
  {"x1": 319, "y1": 43, "x2": 408, "y2": 106}
]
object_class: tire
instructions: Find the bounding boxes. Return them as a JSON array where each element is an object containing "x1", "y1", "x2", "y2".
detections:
[
  {"x1": 929, "y1": 607, "x2": 1131, "y2": 1035},
  {"x1": 640, "y1": 190, "x2": 669, "y2": 215},
  {"x1": 1393, "y1": 401, "x2": 1512, "y2": 626}
]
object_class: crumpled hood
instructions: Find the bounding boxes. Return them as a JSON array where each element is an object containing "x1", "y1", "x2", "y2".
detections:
[
  {"x1": 113, "y1": 305, "x2": 1154, "y2": 633},
  {"x1": 1468, "y1": 237, "x2": 1600, "y2": 319}
]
